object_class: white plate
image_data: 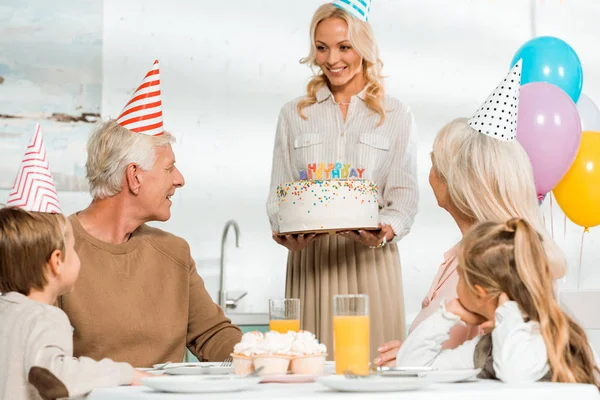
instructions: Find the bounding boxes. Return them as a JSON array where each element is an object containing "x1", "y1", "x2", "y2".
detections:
[
  {"x1": 317, "y1": 375, "x2": 430, "y2": 392},
  {"x1": 136, "y1": 368, "x2": 166, "y2": 376},
  {"x1": 141, "y1": 376, "x2": 261, "y2": 393},
  {"x1": 152, "y1": 362, "x2": 201, "y2": 369},
  {"x1": 152, "y1": 362, "x2": 233, "y2": 375},
  {"x1": 418, "y1": 368, "x2": 481, "y2": 383},
  {"x1": 261, "y1": 373, "x2": 326, "y2": 383},
  {"x1": 378, "y1": 366, "x2": 434, "y2": 377},
  {"x1": 164, "y1": 363, "x2": 233, "y2": 375}
]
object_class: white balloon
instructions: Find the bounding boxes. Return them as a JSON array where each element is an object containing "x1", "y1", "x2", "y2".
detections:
[{"x1": 576, "y1": 93, "x2": 600, "y2": 132}]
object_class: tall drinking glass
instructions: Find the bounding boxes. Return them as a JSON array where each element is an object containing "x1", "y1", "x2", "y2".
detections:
[
  {"x1": 333, "y1": 294, "x2": 369, "y2": 375},
  {"x1": 269, "y1": 298, "x2": 301, "y2": 333}
]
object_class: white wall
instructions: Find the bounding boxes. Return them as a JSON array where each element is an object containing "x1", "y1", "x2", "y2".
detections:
[
  {"x1": 99, "y1": 0, "x2": 600, "y2": 323},
  {"x1": 2, "y1": 0, "x2": 599, "y2": 335}
]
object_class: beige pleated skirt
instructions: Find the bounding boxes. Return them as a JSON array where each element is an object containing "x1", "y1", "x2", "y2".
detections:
[{"x1": 285, "y1": 235, "x2": 406, "y2": 362}]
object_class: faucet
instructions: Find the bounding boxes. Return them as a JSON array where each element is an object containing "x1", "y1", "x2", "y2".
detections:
[{"x1": 218, "y1": 220, "x2": 246, "y2": 310}]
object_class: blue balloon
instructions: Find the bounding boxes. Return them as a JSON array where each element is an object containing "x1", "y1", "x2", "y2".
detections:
[{"x1": 511, "y1": 36, "x2": 583, "y2": 103}]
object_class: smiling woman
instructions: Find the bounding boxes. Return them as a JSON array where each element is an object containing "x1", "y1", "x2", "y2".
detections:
[{"x1": 266, "y1": 0, "x2": 419, "y2": 361}]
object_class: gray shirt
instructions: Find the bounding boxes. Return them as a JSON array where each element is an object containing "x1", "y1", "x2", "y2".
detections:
[{"x1": 0, "y1": 292, "x2": 134, "y2": 400}]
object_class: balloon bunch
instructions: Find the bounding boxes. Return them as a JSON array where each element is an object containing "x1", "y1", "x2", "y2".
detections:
[{"x1": 512, "y1": 36, "x2": 600, "y2": 229}]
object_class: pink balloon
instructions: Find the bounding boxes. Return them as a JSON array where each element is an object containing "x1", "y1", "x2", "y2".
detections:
[{"x1": 517, "y1": 82, "x2": 582, "y2": 195}]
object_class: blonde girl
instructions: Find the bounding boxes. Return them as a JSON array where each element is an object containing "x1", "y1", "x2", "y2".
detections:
[{"x1": 396, "y1": 218, "x2": 599, "y2": 387}]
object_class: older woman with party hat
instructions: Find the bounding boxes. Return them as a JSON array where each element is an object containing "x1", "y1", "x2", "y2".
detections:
[
  {"x1": 267, "y1": 0, "x2": 419, "y2": 360},
  {"x1": 375, "y1": 61, "x2": 567, "y2": 366}
]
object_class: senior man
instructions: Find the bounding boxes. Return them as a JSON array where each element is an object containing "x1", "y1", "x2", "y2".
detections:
[{"x1": 59, "y1": 61, "x2": 241, "y2": 367}]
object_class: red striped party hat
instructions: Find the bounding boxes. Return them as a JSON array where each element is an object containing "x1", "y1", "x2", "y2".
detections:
[
  {"x1": 116, "y1": 60, "x2": 163, "y2": 136},
  {"x1": 7, "y1": 124, "x2": 62, "y2": 214}
]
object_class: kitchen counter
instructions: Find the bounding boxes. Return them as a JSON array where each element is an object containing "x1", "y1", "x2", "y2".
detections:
[{"x1": 225, "y1": 312, "x2": 269, "y2": 327}]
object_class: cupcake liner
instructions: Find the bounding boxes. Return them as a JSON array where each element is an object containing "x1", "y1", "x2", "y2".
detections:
[
  {"x1": 252, "y1": 354, "x2": 292, "y2": 376},
  {"x1": 231, "y1": 353, "x2": 254, "y2": 376},
  {"x1": 290, "y1": 354, "x2": 327, "y2": 375}
]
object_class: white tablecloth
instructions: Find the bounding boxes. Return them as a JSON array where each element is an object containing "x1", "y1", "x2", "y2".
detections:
[{"x1": 88, "y1": 380, "x2": 599, "y2": 400}]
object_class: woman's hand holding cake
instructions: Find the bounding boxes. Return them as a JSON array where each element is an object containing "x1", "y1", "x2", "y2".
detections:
[
  {"x1": 338, "y1": 223, "x2": 395, "y2": 248},
  {"x1": 272, "y1": 232, "x2": 322, "y2": 252}
]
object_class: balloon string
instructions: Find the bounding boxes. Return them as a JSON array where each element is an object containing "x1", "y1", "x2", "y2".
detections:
[
  {"x1": 578, "y1": 227, "x2": 589, "y2": 290},
  {"x1": 538, "y1": 194, "x2": 546, "y2": 227},
  {"x1": 549, "y1": 192, "x2": 555, "y2": 239},
  {"x1": 563, "y1": 215, "x2": 567, "y2": 239}
]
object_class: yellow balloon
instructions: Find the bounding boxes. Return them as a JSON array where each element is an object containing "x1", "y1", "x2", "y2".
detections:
[{"x1": 554, "y1": 131, "x2": 600, "y2": 228}]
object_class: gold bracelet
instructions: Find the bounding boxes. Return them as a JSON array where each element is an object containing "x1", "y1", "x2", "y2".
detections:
[{"x1": 369, "y1": 235, "x2": 387, "y2": 249}]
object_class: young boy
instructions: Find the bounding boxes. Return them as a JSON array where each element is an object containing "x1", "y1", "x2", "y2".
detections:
[
  {"x1": 0, "y1": 207, "x2": 149, "y2": 399},
  {"x1": 0, "y1": 126, "x2": 148, "y2": 400}
]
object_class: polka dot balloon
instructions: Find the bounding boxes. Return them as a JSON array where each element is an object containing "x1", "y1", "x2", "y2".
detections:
[{"x1": 468, "y1": 59, "x2": 522, "y2": 142}]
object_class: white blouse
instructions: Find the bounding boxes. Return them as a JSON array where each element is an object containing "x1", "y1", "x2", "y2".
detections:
[
  {"x1": 396, "y1": 301, "x2": 550, "y2": 383},
  {"x1": 266, "y1": 85, "x2": 419, "y2": 239}
]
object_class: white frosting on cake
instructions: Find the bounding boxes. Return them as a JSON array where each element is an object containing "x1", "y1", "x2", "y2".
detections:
[
  {"x1": 233, "y1": 330, "x2": 327, "y2": 357},
  {"x1": 291, "y1": 331, "x2": 327, "y2": 355},
  {"x1": 277, "y1": 179, "x2": 379, "y2": 234},
  {"x1": 233, "y1": 331, "x2": 264, "y2": 356},
  {"x1": 253, "y1": 331, "x2": 296, "y2": 356}
]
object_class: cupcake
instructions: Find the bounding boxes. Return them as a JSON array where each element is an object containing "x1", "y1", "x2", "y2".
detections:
[
  {"x1": 231, "y1": 331, "x2": 264, "y2": 375},
  {"x1": 290, "y1": 331, "x2": 327, "y2": 375},
  {"x1": 252, "y1": 331, "x2": 296, "y2": 376}
]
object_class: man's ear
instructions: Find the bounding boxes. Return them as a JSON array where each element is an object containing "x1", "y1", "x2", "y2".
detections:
[
  {"x1": 125, "y1": 163, "x2": 142, "y2": 195},
  {"x1": 48, "y1": 249, "x2": 63, "y2": 277}
]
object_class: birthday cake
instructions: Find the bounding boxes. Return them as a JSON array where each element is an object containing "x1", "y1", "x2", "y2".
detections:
[{"x1": 276, "y1": 179, "x2": 380, "y2": 234}]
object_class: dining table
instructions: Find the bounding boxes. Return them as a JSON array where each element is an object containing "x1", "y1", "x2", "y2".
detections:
[{"x1": 88, "y1": 379, "x2": 599, "y2": 399}]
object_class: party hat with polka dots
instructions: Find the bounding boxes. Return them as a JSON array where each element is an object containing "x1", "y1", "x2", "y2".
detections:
[
  {"x1": 468, "y1": 59, "x2": 522, "y2": 142},
  {"x1": 332, "y1": 0, "x2": 372, "y2": 22}
]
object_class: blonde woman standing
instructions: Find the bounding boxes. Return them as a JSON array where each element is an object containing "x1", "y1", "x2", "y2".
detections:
[
  {"x1": 266, "y1": 1, "x2": 418, "y2": 359},
  {"x1": 375, "y1": 62, "x2": 567, "y2": 367}
]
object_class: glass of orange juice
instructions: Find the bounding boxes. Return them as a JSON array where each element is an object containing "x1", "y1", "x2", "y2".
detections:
[
  {"x1": 333, "y1": 294, "x2": 369, "y2": 375},
  {"x1": 269, "y1": 298, "x2": 300, "y2": 333}
]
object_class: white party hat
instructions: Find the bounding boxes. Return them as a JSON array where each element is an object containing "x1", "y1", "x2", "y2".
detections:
[
  {"x1": 467, "y1": 60, "x2": 522, "y2": 141},
  {"x1": 332, "y1": 0, "x2": 371, "y2": 22},
  {"x1": 7, "y1": 124, "x2": 62, "y2": 214}
]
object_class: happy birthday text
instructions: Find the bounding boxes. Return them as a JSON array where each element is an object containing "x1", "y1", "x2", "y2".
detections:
[{"x1": 299, "y1": 162, "x2": 365, "y2": 180}]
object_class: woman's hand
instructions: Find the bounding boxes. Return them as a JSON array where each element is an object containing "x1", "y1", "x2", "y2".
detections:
[
  {"x1": 272, "y1": 232, "x2": 320, "y2": 251},
  {"x1": 445, "y1": 298, "x2": 488, "y2": 326},
  {"x1": 373, "y1": 339, "x2": 403, "y2": 367},
  {"x1": 338, "y1": 224, "x2": 394, "y2": 248}
]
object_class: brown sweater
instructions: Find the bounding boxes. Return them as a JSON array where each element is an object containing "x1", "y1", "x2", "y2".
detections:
[{"x1": 58, "y1": 214, "x2": 242, "y2": 368}]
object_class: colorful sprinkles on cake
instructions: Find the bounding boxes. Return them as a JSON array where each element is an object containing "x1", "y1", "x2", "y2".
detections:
[{"x1": 276, "y1": 179, "x2": 378, "y2": 209}]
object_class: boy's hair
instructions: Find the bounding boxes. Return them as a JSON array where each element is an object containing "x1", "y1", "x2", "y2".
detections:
[
  {"x1": 459, "y1": 218, "x2": 600, "y2": 389},
  {"x1": 0, "y1": 207, "x2": 67, "y2": 295}
]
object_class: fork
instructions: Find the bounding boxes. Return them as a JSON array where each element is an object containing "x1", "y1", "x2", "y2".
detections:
[
  {"x1": 343, "y1": 370, "x2": 370, "y2": 379},
  {"x1": 155, "y1": 361, "x2": 172, "y2": 370},
  {"x1": 220, "y1": 357, "x2": 233, "y2": 367}
]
